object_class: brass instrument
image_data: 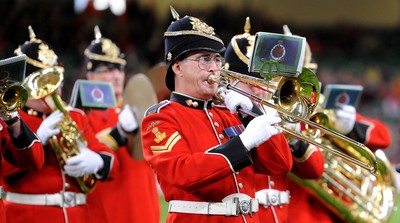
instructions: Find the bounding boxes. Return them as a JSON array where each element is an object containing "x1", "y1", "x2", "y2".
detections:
[
  {"x1": 289, "y1": 110, "x2": 397, "y2": 222},
  {"x1": 280, "y1": 24, "x2": 394, "y2": 223},
  {"x1": 209, "y1": 67, "x2": 378, "y2": 174},
  {"x1": 0, "y1": 80, "x2": 28, "y2": 119},
  {"x1": 23, "y1": 67, "x2": 96, "y2": 193},
  {"x1": 290, "y1": 150, "x2": 397, "y2": 223}
]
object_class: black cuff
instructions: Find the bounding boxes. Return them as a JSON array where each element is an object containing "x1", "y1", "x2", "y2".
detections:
[
  {"x1": 346, "y1": 122, "x2": 368, "y2": 143},
  {"x1": 5, "y1": 116, "x2": 20, "y2": 125},
  {"x1": 239, "y1": 103, "x2": 263, "y2": 127},
  {"x1": 207, "y1": 136, "x2": 252, "y2": 172},
  {"x1": 110, "y1": 126, "x2": 127, "y2": 147},
  {"x1": 96, "y1": 153, "x2": 112, "y2": 181},
  {"x1": 9, "y1": 119, "x2": 39, "y2": 150},
  {"x1": 290, "y1": 140, "x2": 310, "y2": 158}
]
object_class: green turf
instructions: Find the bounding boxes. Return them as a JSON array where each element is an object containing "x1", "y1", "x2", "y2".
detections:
[{"x1": 159, "y1": 195, "x2": 400, "y2": 223}]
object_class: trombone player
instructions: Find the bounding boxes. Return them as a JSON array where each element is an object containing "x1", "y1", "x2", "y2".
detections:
[
  {"x1": 141, "y1": 7, "x2": 293, "y2": 223},
  {"x1": 222, "y1": 17, "x2": 325, "y2": 223}
]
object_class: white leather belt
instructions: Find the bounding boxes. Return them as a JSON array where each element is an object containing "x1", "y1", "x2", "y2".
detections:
[
  {"x1": 4, "y1": 191, "x2": 87, "y2": 208},
  {"x1": 255, "y1": 189, "x2": 290, "y2": 207},
  {"x1": 168, "y1": 193, "x2": 259, "y2": 216}
]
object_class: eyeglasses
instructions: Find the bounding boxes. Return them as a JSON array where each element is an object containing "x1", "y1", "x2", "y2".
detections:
[{"x1": 185, "y1": 55, "x2": 225, "y2": 70}]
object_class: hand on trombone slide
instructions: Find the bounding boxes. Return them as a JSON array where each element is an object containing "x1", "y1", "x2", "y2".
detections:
[
  {"x1": 220, "y1": 89, "x2": 253, "y2": 114},
  {"x1": 239, "y1": 114, "x2": 282, "y2": 151}
]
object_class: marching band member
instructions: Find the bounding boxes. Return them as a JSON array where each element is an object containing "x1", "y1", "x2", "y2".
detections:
[
  {"x1": 2, "y1": 26, "x2": 119, "y2": 223},
  {"x1": 141, "y1": 7, "x2": 292, "y2": 223},
  {"x1": 83, "y1": 26, "x2": 160, "y2": 223},
  {"x1": 0, "y1": 106, "x2": 45, "y2": 222},
  {"x1": 223, "y1": 18, "x2": 325, "y2": 223}
]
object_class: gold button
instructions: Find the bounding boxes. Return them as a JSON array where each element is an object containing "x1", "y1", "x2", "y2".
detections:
[
  {"x1": 219, "y1": 134, "x2": 224, "y2": 139},
  {"x1": 214, "y1": 122, "x2": 219, "y2": 127},
  {"x1": 238, "y1": 183, "x2": 243, "y2": 188},
  {"x1": 65, "y1": 183, "x2": 70, "y2": 189},
  {"x1": 209, "y1": 112, "x2": 213, "y2": 117}
]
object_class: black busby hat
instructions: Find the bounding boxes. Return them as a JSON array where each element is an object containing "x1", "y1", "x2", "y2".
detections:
[
  {"x1": 224, "y1": 17, "x2": 258, "y2": 77},
  {"x1": 84, "y1": 26, "x2": 126, "y2": 72},
  {"x1": 164, "y1": 6, "x2": 225, "y2": 91},
  {"x1": 14, "y1": 26, "x2": 64, "y2": 76}
]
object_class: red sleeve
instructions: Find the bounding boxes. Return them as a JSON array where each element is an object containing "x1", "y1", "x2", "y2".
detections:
[
  {"x1": 253, "y1": 133, "x2": 293, "y2": 175},
  {"x1": 349, "y1": 114, "x2": 391, "y2": 151},
  {"x1": 2, "y1": 120, "x2": 44, "y2": 171}
]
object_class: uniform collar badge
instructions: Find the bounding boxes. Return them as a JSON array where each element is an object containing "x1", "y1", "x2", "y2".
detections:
[{"x1": 185, "y1": 99, "x2": 198, "y2": 107}]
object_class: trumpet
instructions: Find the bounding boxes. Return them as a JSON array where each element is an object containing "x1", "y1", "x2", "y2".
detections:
[
  {"x1": 209, "y1": 67, "x2": 378, "y2": 174},
  {"x1": 0, "y1": 80, "x2": 28, "y2": 119}
]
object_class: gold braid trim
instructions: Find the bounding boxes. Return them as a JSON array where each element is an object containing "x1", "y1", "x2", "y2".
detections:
[
  {"x1": 231, "y1": 36, "x2": 249, "y2": 65},
  {"x1": 164, "y1": 30, "x2": 224, "y2": 45},
  {"x1": 15, "y1": 48, "x2": 64, "y2": 72},
  {"x1": 97, "y1": 128, "x2": 119, "y2": 151},
  {"x1": 84, "y1": 49, "x2": 127, "y2": 66}
]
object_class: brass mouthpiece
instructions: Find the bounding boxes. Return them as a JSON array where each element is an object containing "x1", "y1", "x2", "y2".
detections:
[{"x1": 207, "y1": 74, "x2": 218, "y2": 85}]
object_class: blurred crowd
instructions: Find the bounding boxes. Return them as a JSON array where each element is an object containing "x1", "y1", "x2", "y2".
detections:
[{"x1": 1, "y1": 0, "x2": 399, "y2": 161}]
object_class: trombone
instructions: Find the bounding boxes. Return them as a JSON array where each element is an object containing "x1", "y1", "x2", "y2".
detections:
[{"x1": 209, "y1": 67, "x2": 378, "y2": 174}]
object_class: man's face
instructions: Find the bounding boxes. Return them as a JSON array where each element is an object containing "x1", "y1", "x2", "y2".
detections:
[
  {"x1": 172, "y1": 51, "x2": 223, "y2": 100},
  {"x1": 87, "y1": 65, "x2": 125, "y2": 98}
]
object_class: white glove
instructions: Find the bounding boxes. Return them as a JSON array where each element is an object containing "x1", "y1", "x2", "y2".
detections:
[
  {"x1": 118, "y1": 104, "x2": 138, "y2": 132},
  {"x1": 261, "y1": 103, "x2": 279, "y2": 117},
  {"x1": 37, "y1": 110, "x2": 63, "y2": 145},
  {"x1": 239, "y1": 115, "x2": 282, "y2": 150},
  {"x1": 64, "y1": 141, "x2": 104, "y2": 177},
  {"x1": 333, "y1": 105, "x2": 356, "y2": 135},
  {"x1": 282, "y1": 122, "x2": 301, "y2": 145},
  {"x1": 223, "y1": 90, "x2": 253, "y2": 114}
]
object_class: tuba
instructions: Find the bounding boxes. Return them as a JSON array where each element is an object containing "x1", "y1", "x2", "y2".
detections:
[
  {"x1": 290, "y1": 150, "x2": 397, "y2": 223},
  {"x1": 23, "y1": 67, "x2": 96, "y2": 193},
  {"x1": 289, "y1": 110, "x2": 397, "y2": 223},
  {"x1": 209, "y1": 67, "x2": 378, "y2": 174}
]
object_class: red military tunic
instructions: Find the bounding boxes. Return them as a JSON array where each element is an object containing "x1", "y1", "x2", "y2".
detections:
[
  {"x1": 257, "y1": 142, "x2": 325, "y2": 223},
  {"x1": 142, "y1": 92, "x2": 293, "y2": 223},
  {"x1": 287, "y1": 113, "x2": 391, "y2": 223},
  {"x1": 2, "y1": 108, "x2": 119, "y2": 223},
  {"x1": 86, "y1": 107, "x2": 160, "y2": 223},
  {"x1": 0, "y1": 119, "x2": 45, "y2": 222}
]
